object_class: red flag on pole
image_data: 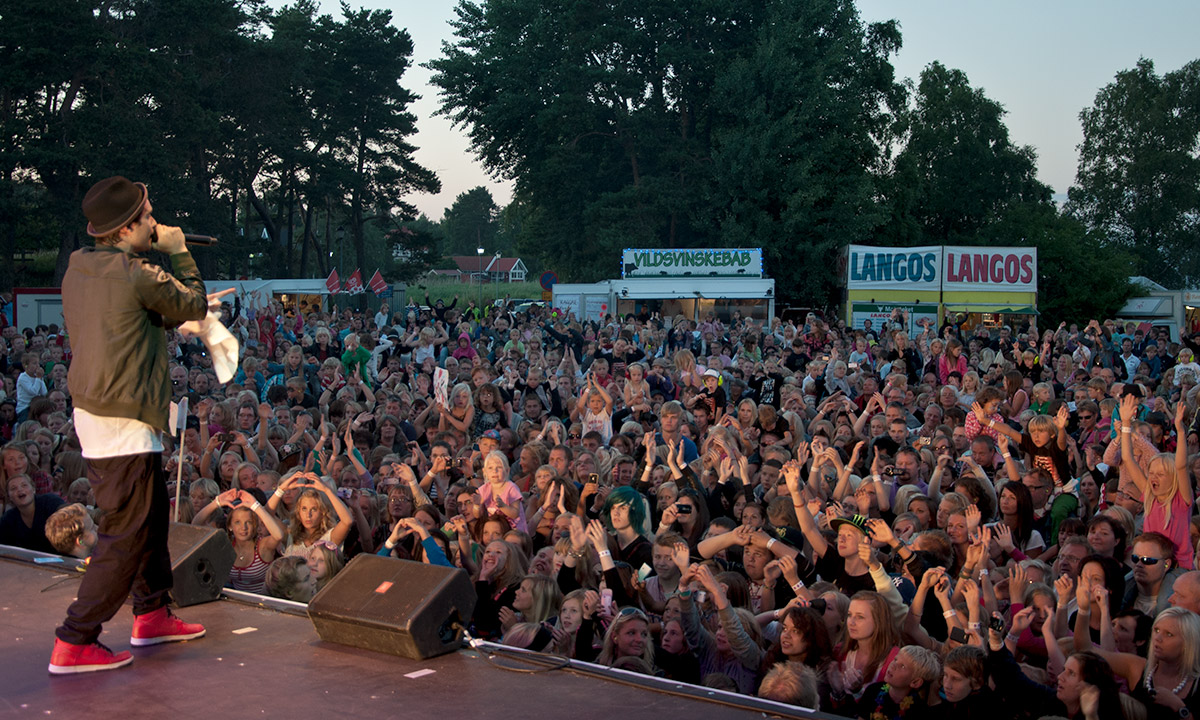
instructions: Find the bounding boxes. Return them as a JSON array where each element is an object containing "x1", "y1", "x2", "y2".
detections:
[
  {"x1": 367, "y1": 269, "x2": 388, "y2": 296},
  {"x1": 325, "y1": 268, "x2": 341, "y2": 295},
  {"x1": 346, "y1": 268, "x2": 365, "y2": 295}
]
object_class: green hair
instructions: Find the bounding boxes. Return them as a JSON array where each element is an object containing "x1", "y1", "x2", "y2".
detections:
[{"x1": 603, "y1": 486, "x2": 648, "y2": 535}]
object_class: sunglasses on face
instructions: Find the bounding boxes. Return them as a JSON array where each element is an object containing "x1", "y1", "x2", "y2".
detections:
[{"x1": 1131, "y1": 554, "x2": 1162, "y2": 566}]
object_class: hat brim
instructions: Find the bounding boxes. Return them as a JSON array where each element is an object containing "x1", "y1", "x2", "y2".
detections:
[
  {"x1": 86, "y1": 182, "x2": 147, "y2": 237},
  {"x1": 829, "y1": 517, "x2": 868, "y2": 535}
]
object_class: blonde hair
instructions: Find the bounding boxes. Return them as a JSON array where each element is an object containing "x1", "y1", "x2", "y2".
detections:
[
  {"x1": 1147, "y1": 452, "x2": 1182, "y2": 523},
  {"x1": 519, "y1": 573, "x2": 563, "y2": 624},
  {"x1": 288, "y1": 489, "x2": 332, "y2": 545},
  {"x1": 308, "y1": 542, "x2": 345, "y2": 591},
  {"x1": 758, "y1": 662, "x2": 818, "y2": 708},
  {"x1": 597, "y1": 609, "x2": 654, "y2": 667},
  {"x1": 1146, "y1": 607, "x2": 1200, "y2": 678},
  {"x1": 898, "y1": 644, "x2": 941, "y2": 684},
  {"x1": 1026, "y1": 414, "x2": 1055, "y2": 434}
]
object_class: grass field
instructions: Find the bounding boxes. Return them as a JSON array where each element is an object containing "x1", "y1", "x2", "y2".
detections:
[{"x1": 405, "y1": 279, "x2": 547, "y2": 307}]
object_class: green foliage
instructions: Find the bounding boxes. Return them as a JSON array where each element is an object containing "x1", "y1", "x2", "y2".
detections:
[
  {"x1": 0, "y1": 0, "x2": 439, "y2": 288},
  {"x1": 441, "y1": 186, "x2": 501, "y2": 256},
  {"x1": 429, "y1": 0, "x2": 904, "y2": 304},
  {"x1": 982, "y1": 202, "x2": 1136, "y2": 324},
  {"x1": 386, "y1": 219, "x2": 443, "y2": 282},
  {"x1": 878, "y1": 62, "x2": 1051, "y2": 246},
  {"x1": 1067, "y1": 58, "x2": 1200, "y2": 287},
  {"x1": 703, "y1": 0, "x2": 904, "y2": 306}
]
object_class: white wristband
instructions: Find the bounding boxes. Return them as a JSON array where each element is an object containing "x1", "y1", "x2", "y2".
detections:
[
  {"x1": 250, "y1": 501, "x2": 261, "y2": 512},
  {"x1": 1002, "y1": 452, "x2": 1011, "y2": 459},
  {"x1": 273, "y1": 488, "x2": 285, "y2": 498},
  {"x1": 791, "y1": 580, "x2": 805, "y2": 592},
  {"x1": 767, "y1": 538, "x2": 778, "y2": 551}
]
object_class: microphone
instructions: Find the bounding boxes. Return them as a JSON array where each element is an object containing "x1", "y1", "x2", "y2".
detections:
[{"x1": 150, "y1": 227, "x2": 218, "y2": 246}]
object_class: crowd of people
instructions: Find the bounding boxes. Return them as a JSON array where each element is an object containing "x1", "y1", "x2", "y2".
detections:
[{"x1": 4, "y1": 291, "x2": 1200, "y2": 717}]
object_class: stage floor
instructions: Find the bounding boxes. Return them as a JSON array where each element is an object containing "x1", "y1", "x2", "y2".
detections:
[{"x1": 0, "y1": 559, "x2": 811, "y2": 719}]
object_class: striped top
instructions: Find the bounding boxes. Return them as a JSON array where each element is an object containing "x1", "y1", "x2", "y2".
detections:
[{"x1": 229, "y1": 544, "x2": 270, "y2": 594}]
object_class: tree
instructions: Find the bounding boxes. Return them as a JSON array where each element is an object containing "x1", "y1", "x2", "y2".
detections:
[
  {"x1": 981, "y1": 202, "x2": 1135, "y2": 325},
  {"x1": 703, "y1": 0, "x2": 903, "y2": 305},
  {"x1": 1067, "y1": 58, "x2": 1200, "y2": 287},
  {"x1": 312, "y1": 4, "x2": 440, "y2": 274},
  {"x1": 878, "y1": 62, "x2": 1051, "y2": 247},
  {"x1": 430, "y1": 0, "x2": 904, "y2": 302},
  {"x1": 441, "y1": 186, "x2": 500, "y2": 256},
  {"x1": 387, "y1": 217, "x2": 442, "y2": 282}
]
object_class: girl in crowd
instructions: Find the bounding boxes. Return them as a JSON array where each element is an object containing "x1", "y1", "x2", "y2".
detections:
[
  {"x1": 1119, "y1": 395, "x2": 1194, "y2": 570},
  {"x1": 472, "y1": 540, "x2": 527, "y2": 641},
  {"x1": 1077, "y1": 607, "x2": 1200, "y2": 720},
  {"x1": 2, "y1": 441, "x2": 52, "y2": 495},
  {"x1": 601, "y1": 485, "x2": 653, "y2": 568},
  {"x1": 596, "y1": 606, "x2": 655, "y2": 671},
  {"x1": 994, "y1": 480, "x2": 1045, "y2": 560},
  {"x1": 831, "y1": 591, "x2": 901, "y2": 707},
  {"x1": 765, "y1": 604, "x2": 835, "y2": 701},
  {"x1": 678, "y1": 562, "x2": 764, "y2": 694},
  {"x1": 477, "y1": 450, "x2": 527, "y2": 534},
  {"x1": 438, "y1": 382, "x2": 475, "y2": 437},
  {"x1": 307, "y1": 540, "x2": 345, "y2": 591},
  {"x1": 275, "y1": 472, "x2": 355, "y2": 556},
  {"x1": 193, "y1": 488, "x2": 285, "y2": 594},
  {"x1": 503, "y1": 573, "x2": 562, "y2": 632}
]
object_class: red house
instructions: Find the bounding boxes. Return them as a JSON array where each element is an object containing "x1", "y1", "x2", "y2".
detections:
[{"x1": 451, "y1": 255, "x2": 527, "y2": 283}]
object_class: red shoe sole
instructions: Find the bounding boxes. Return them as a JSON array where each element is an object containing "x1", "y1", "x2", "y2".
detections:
[
  {"x1": 130, "y1": 629, "x2": 206, "y2": 646},
  {"x1": 48, "y1": 655, "x2": 133, "y2": 675}
]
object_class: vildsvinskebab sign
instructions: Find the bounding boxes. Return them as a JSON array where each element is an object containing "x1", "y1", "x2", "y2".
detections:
[{"x1": 621, "y1": 248, "x2": 763, "y2": 278}]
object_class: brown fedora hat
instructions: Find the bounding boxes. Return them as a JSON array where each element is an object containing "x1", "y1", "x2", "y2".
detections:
[{"x1": 82, "y1": 176, "x2": 147, "y2": 237}]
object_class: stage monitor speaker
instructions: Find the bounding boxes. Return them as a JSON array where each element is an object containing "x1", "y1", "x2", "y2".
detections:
[
  {"x1": 308, "y1": 554, "x2": 477, "y2": 660},
  {"x1": 168, "y1": 522, "x2": 235, "y2": 607}
]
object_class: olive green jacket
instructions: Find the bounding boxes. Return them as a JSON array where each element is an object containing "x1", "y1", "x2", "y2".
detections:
[{"x1": 63, "y1": 245, "x2": 207, "y2": 432}]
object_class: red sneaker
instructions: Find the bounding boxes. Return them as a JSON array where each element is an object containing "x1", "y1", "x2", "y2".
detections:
[
  {"x1": 48, "y1": 638, "x2": 133, "y2": 675},
  {"x1": 130, "y1": 607, "x2": 206, "y2": 646}
]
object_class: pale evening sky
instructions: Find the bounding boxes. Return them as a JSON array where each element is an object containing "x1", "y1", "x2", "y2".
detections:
[{"x1": 292, "y1": 0, "x2": 1200, "y2": 219}]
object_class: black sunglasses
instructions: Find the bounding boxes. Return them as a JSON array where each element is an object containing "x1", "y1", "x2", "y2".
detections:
[{"x1": 1131, "y1": 554, "x2": 1162, "y2": 566}]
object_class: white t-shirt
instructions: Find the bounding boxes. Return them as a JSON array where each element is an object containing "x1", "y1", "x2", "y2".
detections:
[
  {"x1": 582, "y1": 408, "x2": 612, "y2": 444},
  {"x1": 74, "y1": 408, "x2": 162, "y2": 459}
]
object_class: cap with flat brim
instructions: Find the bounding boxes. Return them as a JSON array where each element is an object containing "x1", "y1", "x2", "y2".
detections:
[
  {"x1": 82, "y1": 176, "x2": 147, "y2": 237},
  {"x1": 829, "y1": 514, "x2": 871, "y2": 537}
]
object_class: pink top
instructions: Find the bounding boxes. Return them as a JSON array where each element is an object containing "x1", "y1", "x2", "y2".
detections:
[
  {"x1": 1145, "y1": 492, "x2": 1194, "y2": 570},
  {"x1": 937, "y1": 354, "x2": 968, "y2": 385},
  {"x1": 964, "y1": 411, "x2": 1004, "y2": 442},
  {"x1": 478, "y1": 480, "x2": 528, "y2": 533}
]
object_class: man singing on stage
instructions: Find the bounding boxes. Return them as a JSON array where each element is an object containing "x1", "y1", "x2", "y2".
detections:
[{"x1": 50, "y1": 176, "x2": 222, "y2": 674}]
